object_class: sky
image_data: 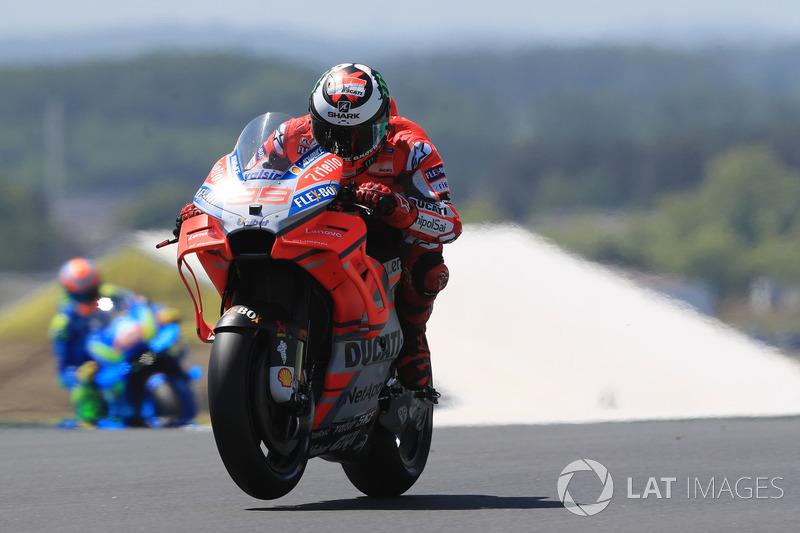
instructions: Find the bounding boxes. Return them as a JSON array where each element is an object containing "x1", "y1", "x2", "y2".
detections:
[{"x1": 4, "y1": 0, "x2": 800, "y2": 45}]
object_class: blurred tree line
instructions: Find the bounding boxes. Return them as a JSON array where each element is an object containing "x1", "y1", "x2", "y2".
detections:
[
  {"x1": 3, "y1": 46, "x2": 800, "y2": 303},
  {"x1": 541, "y1": 146, "x2": 800, "y2": 295}
]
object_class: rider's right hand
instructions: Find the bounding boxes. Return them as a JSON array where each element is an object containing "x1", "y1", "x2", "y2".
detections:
[{"x1": 173, "y1": 203, "x2": 202, "y2": 238}]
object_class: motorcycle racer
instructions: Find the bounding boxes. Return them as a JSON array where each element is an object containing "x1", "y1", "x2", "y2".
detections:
[
  {"x1": 257, "y1": 63, "x2": 461, "y2": 390},
  {"x1": 50, "y1": 258, "x2": 141, "y2": 425},
  {"x1": 177, "y1": 63, "x2": 461, "y2": 390}
]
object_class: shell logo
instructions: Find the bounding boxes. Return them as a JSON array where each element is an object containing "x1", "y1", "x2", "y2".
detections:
[{"x1": 277, "y1": 368, "x2": 293, "y2": 388}]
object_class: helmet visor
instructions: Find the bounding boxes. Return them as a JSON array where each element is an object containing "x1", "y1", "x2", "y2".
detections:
[
  {"x1": 312, "y1": 117, "x2": 388, "y2": 161},
  {"x1": 71, "y1": 285, "x2": 100, "y2": 303}
]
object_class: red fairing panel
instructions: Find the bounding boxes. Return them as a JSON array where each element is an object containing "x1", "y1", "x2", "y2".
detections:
[{"x1": 272, "y1": 211, "x2": 391, "y2": 340}]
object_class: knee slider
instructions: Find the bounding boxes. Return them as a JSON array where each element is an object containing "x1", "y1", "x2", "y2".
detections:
[{"x1": 411, "y1": 252, "x2": 449, "y2": 298}]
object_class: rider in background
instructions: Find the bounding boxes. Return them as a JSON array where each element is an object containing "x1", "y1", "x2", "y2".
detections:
[
  {"x1": 177, "y1": 63, "x2": 462, "y2": 390},
  {"x1": 50, "y1": 257, "x2": 139, "y2": 425},
  {"x1": 49, "y1": 257, "x2": 185, "y2": 426}
]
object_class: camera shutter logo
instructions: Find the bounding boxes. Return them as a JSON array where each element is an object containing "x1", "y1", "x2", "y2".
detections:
[{"x1": 557, "y1": 459, "x2": 614, "y2": 516}]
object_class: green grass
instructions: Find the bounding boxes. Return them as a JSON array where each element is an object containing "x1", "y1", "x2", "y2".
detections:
[{"x1": 0, "y1": 248, "x2": 221, "y2": 342}]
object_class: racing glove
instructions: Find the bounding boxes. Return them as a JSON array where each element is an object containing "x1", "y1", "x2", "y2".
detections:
[
  {"x1": 173, "y1": 202, "x2": 202, "y2": 238},
  {"x1": 75, "y1": 360, "x2": 99, "y2": 385},
  {"x1": 355, "y1": 182, "x2": 417, "y2": 228}
]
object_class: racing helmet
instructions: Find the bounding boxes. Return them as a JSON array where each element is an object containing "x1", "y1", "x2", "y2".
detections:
[
  {"x1": 58, "y1": 257, "x2": 102, "y2": 303},
  {"x1": 309, "y1": 63, "x2": 391, "y2": 170}
]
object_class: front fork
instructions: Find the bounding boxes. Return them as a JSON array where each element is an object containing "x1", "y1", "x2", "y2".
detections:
[
  {"x1": 222, "y1": 260, "x2": 323, "y2": 441},
  {"x1": 254, "y1": 320, "x2": 315, "y2": 443},
  {"x1": 213, "y1": 305, "x2": 316, "y2": 448}
]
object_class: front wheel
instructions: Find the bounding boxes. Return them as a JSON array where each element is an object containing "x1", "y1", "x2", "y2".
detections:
[
  {"x1": 341, "y1": 404, "x2": 433, "y2": 497},
  {"x1": 208, "y1": 329, "x2": 309, "y2": 500}
]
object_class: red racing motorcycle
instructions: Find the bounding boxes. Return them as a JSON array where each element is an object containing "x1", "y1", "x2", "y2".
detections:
[{"x1": 159, "y1": 112, "x2": 437, "y2": 500}]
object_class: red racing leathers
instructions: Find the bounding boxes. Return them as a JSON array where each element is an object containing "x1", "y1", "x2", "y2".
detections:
[{"x1": 257, "y1": 100, "x2": 462, "y2": 388}]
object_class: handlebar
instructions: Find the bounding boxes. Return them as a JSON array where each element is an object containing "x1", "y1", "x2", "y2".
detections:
[
  {"x1": 336, "y1": 183, "x2": 358, "y2": 204},
  {"x1": 333, "y1": 184, "x2": 374, "y2": 217},
  {"x1": 156, "y1": 237, "x2": 177, "y2": 249},
  {"x1": 333, "y1": 184, "x2": 392, "y2": 219}
]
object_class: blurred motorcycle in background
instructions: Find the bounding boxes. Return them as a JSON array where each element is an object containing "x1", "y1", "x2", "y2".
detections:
[{"x1": 69, "y1": 297, "x2": 201, "y2": 429}]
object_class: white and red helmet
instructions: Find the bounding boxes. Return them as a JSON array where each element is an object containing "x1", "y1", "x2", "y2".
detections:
[{"x1": 309, "y1": 63, "x2": 391, "y2": 169}]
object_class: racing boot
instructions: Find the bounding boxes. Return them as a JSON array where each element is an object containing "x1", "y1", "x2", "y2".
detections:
[
  {"x1": 396, "y1": 327, "x2": 432, "y2": 390},
  {"x1": 395, "y1": 288, "x2": 435, "y2": 390}
]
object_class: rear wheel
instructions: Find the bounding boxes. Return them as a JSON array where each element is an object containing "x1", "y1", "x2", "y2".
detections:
[
  {"x1": 341, "y1": 403, "x2": 433, "y2": 497},
  {"x1": 208, "y1": 328, "x2": 309, "y2": 500}
]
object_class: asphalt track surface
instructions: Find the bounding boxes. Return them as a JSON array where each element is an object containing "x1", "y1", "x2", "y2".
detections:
[{"x1": 2, "y1": 418, "x2": 799, "y2": 533}]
